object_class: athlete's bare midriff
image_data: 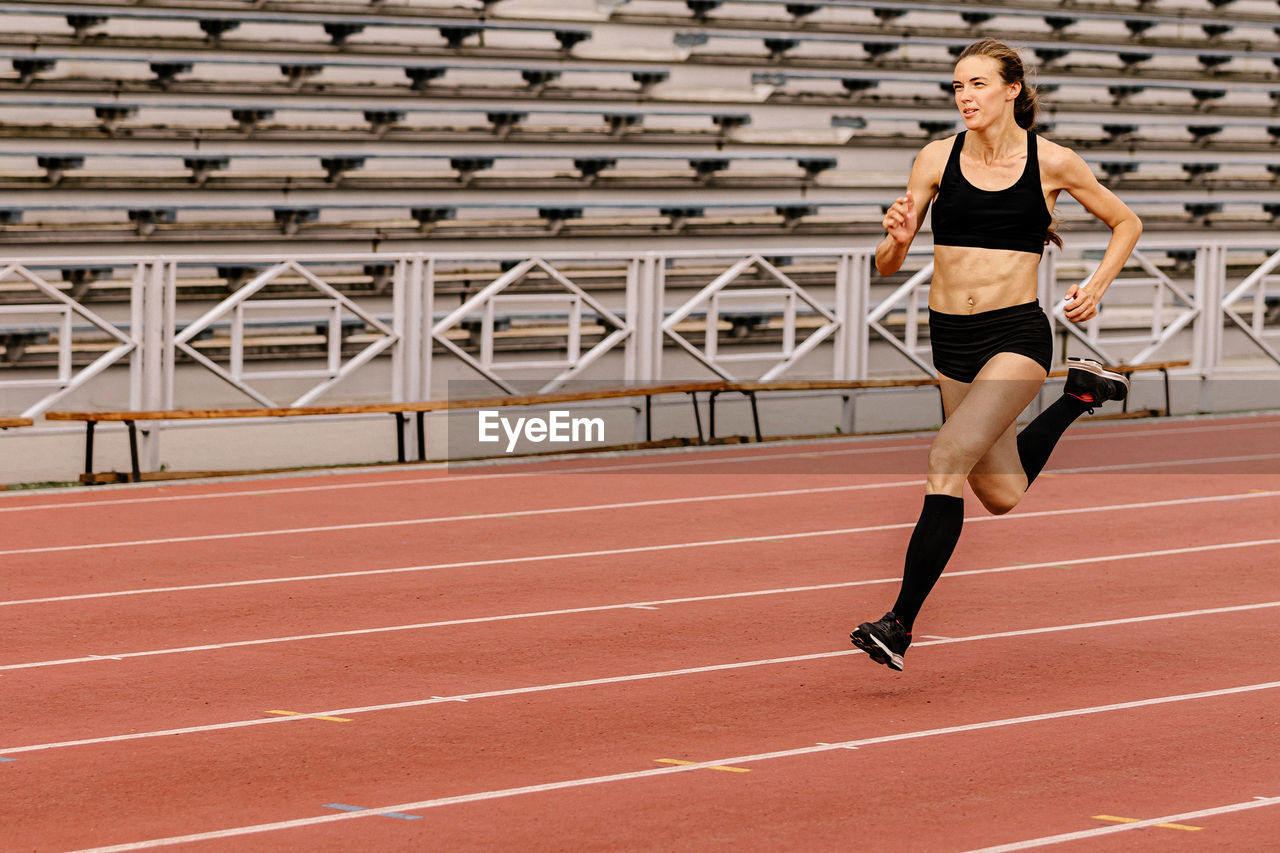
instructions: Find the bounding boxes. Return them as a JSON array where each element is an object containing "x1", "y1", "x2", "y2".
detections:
[{"x1": 929, "y1": 245, "x2": 1040, "y2": 314}]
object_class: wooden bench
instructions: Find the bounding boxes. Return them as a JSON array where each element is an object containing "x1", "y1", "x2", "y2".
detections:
[
  {"x1": 43, "y1": 381, "x2": 726, "y2": 483},
  {"x1": 706, "y1": 361, "x2": 1190, "y2": 442},
  {"x1": 43, "y1": 361, "x2": 1190, "y2": 483},
  {"x1": 1049, "y1": 359, "x2": 1188, "y2": 418},
  {"x1": 0, "y1": 417, "x2": 33, "y2": 430}
]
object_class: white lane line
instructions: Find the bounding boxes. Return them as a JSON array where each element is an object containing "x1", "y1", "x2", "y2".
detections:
[
  {"x1": 1058, "y1": 419, "x2": 1280, "y2": 442},
  {"x1": 1052, "y1": 451, "x2": 1280, "y2": 474},
  {"x1": 0, "y1": 444, "x2": 928, "y2": 514},
  {"x1": 0, "y1": 481, "x2": 912, "y2": 558},
  {"x1": 965, "y1": 796, "x2": 1280, "y2": 852},
  {"x1": 4, "y1": 415, "x2": 1275, "y2": 514},
  {"x1": 5, "y1": 536, "x2": 1280, "y2": 671},
  {"x1": 0, "y1": 525, "x2": 890, "y2": 608},
  {"x1": 2, "y1": 489, "x2": 1280, "y2": 607},
  {"x1": 4, "y1": 492, "x2": 1279, "y2": 611},
  {"x1": 2, "y1": 477, "x2": 1278, "y2": 559},
  {"x1": 4, "y1": 598, "x2": 1278, "y2": 757},
  {"x1": 66, "y1": 679, "x2": 1280, "y2": 853}
]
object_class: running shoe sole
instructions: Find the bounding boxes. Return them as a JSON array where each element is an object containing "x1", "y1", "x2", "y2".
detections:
[
  {"x1": 850, "y1": 629, "x2": 905, "y2": 671},
  {"x1": 1066, "y1": 357, "x2": 1130, "y2": 401}
]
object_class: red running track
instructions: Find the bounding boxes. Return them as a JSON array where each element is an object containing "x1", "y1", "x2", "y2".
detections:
[{"x1": 1, "y1": 413, "x2": 1279, "y2": 851}]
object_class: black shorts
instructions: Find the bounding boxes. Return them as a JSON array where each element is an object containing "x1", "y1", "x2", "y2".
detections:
[{"x1": 928, "y1": 301, "x2": 1052, "y2": 383}]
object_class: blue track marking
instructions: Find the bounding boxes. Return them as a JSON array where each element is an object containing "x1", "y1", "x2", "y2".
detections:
[{"x1": 323, "y1": 803, "x2": 422, "y2": 821}]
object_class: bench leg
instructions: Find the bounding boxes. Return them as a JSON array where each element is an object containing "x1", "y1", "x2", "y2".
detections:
[
  {"x1": 84, "y1": 421, "x2": 96, "y2": 481},
  {"x1": 687, "y1": 392, "x2": 703, "y2": 443},
  {"x1": 394, "y1": 413, "x2": 407, "y2": 464},
  {"x1": 416, "y1": 412, "x2": 426, "y2": 462},
  {"x1": 1162, "y1": 369, "x2": 1172, "y2": 416},
  {"x1": 708, "y1": 391, "x2": 719, "y2": 440},
  {"x1": 126, "y1": 420, "x2": 140, "y2": 483},
  {"x1": 645, "y1": 395, "x2": 652, "y2": 442},
  {"x1": 747, "y1": 390, "x2": 761, "y2": 442}
]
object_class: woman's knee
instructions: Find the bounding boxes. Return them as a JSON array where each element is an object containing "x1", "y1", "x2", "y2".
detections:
[
  {"x1": 977, "y1": 489, "x2": 1021, "y2": 516},
  {"x1": 971, "y1": 478, "x2": 1025, "y2": 515}
]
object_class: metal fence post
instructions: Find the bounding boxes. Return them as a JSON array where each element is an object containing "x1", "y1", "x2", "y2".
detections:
[
  {"x1": 630, "y1": 253, "x2": 659, "y2": 441},
  {"x1": 835, "y1": 250, "x2": 870, "y2": 433},
  {"x1": 639, "y1": 253, "x2": 662, "y2": 382},
  {"x1": 1192, "y1": 245, "x2": 1224, "y2": 375},
  {"x1": 134, "y1": 260, "x2": 167, "y2": 472},
  {"x1": 416, "y1": 255, "x2": 432, "y2": 401}
]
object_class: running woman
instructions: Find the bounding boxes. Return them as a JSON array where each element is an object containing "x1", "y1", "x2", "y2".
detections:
[{"x1": 849, "y1": 39, "x2": 1142, "y2": 671}]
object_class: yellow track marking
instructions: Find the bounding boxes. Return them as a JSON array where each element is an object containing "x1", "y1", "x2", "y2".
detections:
[
  {"x1": 265, "y1": 710, "x2": 353, "y2": 723},
  {"x1": 654, "y1": 758, "x2": 750, "y2": 773},
  {"x1": 1093, "y1": 815, "x2": 1202, "y2": 831}
]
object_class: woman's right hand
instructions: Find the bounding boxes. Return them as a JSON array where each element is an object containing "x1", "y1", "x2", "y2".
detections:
[{"x1": 882, "y1": 191, "x2": 916, "y2": 245}]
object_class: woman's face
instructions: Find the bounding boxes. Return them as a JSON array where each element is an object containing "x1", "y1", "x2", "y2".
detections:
[{"x1": 952, "y1": 55, "x2": 1020, "y2": 130}]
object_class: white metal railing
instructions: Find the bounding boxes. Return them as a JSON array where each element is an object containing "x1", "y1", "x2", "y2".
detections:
[
  {"x1": 1219, "y1": 247, "x2": 1280, "y2": 370},
  {"x1": 428, "y1": 255, "x2": 637, "y2": 396},
  {"x1": 3, "y1": 238, "x2": 1279, "y2": 468},
  {"x1": 658, "y1": 253, "x2": 842, "y2": 382},
  {"x1": 168, "y1": 259, "x2": 401, "y2": 408},
  {"x1": 0, "y1": 261, "x2": 140, "y2": 418}
]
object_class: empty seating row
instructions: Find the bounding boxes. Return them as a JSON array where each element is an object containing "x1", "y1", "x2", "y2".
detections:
[
  {"x1": 5, "y1": 91, "x2": 1279, "y2": 145},
  {"x1": 0, "y1": 149, "x2": 840, "y2": 184},
  {"x1": 2, "y1": 0, "x2": 1275, "y2": 253},
  {"x1": 5, "y1": 3, "x2": 1277, "y2": 80},
  {"x1": 11, "y1": 51, "x2": 1280, "y2": 112},
  {"x1": 10, "y1": 52, "x2": 1280, "y2": 119},
  {"x1": 0, "y1": 198, "x2": 883, "y2": 234},
  {"x1": 755, "y1": 69, "x2": 1280, "y2": 106},
  {"x1": 830, "y1": 110, "x2": 1280, "y2": 147},
  {"x1": 5, "y1": 54, "x2": 669, "y2": 92},
  {"x1": 609, "y1": 0, "x2": 1280, "y2": 36},
  {"x1": 674, "y1": 26, "x2": 1279, "y2": 71},
  {"x1": 4, "y1": 147, "x2": 1277, "y2": 190},
  {"x1": 13, "y1": 0, "x2": 1280, "y2": 46},
  {"x1": 0, "y1": 151, "x2": 844, "y2": 192},
  {"x1": 0, "y1": 196, "x2": 1275, "y2": 239},
  {"x1": 0, "y1": 2, "x2": 594, "y2": 49},
  {"x1": 1085, "y1": 154, "x2": 1280, "y2": 181},
  {"x1": 0, "y1": 94, "x2": 753, "y2": 137}
]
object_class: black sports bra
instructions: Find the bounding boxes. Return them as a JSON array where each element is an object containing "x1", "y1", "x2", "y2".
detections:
[{"x1": 930, "y1": 131, "x2": 1053, "y2": 256}]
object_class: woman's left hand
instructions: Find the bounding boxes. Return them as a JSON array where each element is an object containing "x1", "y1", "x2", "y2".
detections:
[{"x1": 1062, "y1": 284, "x2": 1100, "y2": 323}]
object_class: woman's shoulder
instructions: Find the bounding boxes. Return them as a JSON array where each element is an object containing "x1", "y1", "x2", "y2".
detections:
[
  {"x1": 923, "y1": 134, "x2": 959, "y2": 159},
  {"x1": 1035, "y1": 134, "x2": 1086, "y2": 171},
  {"x1": 913, "y1": 136, "x2": 955, "y2": 173},
  {"x1": 1034, "y1": 134, "x2": 1094, "y2": 186}
]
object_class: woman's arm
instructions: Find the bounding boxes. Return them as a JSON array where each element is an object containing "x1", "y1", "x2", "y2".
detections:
[
  {"x1": 1048, "y1": 146, "x2": 1143, "y2": 323},
  {"x1": 875, "y1": 141, "x2": 945, "y2": 277}
]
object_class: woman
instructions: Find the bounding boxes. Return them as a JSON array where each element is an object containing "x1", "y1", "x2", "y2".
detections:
[{"x1": 849, "y1": 38, "x2": 1142, "y2": 672}]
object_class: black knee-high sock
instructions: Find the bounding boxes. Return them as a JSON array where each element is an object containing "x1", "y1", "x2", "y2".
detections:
[
  {"x1": 891, "y1": 494, "x2": 964, "y2": 631},
  {"x1": 1016, "y1": 394, "x2": 1094, "y2": 486}
]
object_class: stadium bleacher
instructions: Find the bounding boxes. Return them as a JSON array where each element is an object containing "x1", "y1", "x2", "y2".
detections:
[{"x1": 1, "y1": 0, "x2": 1278, "y2": 386}]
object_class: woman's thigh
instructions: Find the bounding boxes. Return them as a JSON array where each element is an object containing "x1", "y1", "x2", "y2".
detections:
[{"x1": 932, "y1": 353, "x2": 1046, "y2": 493}]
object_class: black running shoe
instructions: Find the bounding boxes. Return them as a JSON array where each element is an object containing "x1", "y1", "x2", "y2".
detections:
[
  {"x1": 1064, "y1": 357, "x2": 1129, "y2": 410},
  {"x1": 850, "y1": 612, "x2": 911, "y2": 671}
]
